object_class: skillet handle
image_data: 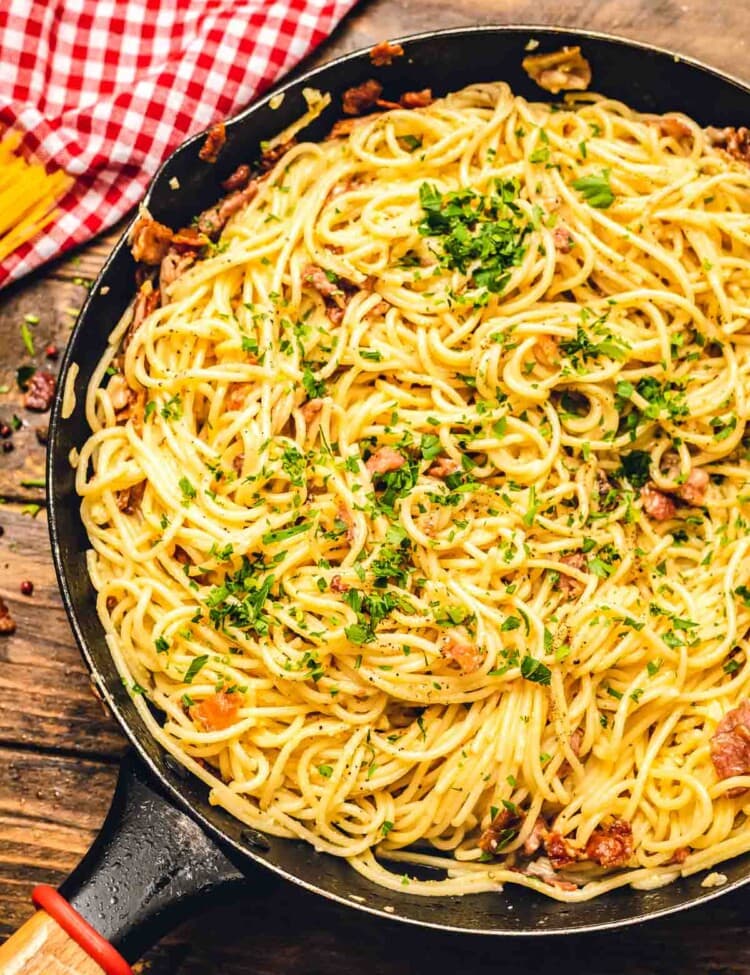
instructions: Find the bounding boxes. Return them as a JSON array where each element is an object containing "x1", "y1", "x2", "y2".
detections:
[{"x1": 0, "y1": 753, "x2": 246, "y2": 971}]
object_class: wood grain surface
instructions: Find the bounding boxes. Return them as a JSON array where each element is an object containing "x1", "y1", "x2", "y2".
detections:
[{"x1": 1, "y1": 0, "x2": 749, "y2": 971}]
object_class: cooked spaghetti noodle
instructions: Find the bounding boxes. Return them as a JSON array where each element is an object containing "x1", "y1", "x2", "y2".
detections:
[{"x1": 77, "y1": 81, "x2": 750, "y2": 901}]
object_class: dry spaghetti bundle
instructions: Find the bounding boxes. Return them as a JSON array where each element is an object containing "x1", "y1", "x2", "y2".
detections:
[{"x1": 0, "y1": 132, "x2": 72, "y2": 262}]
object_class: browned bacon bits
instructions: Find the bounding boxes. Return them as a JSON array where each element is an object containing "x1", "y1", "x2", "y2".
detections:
[
  {"x1": 478, "y1": 807, "x2": 517, "y2": 854},
  {"x1": 366, "y1": 446, "x2": 406, "y2": 475},
  {"x1": 640, "y1": 483, "x2": 676, "y2": 521},
  {"x1": 399, "y1": 88, "x2": 432, "y2": 109},
  {"x1": 130, "y1": 214, "x2": 174, "y2": 264},
  {"x1": 342, "y1": 79, "x2": 383, "y2": 116},
  {"x1": 441, "y1": 629, "x2": 483, "y2": 674},
  {"x1": 544, "y1": 831, "x2": 579, "y2": 869},
  {"x1": 556, "y1": 551, "x2": 587, "y2": 598},
  {"x1": 584, "y1": 819, "x2": 633, "y2": 868},
  {"x1": 199, "y1": 120, "x2": 226, "y2": 163},
  {"x1": 710, "y1": 700, "x2": 750, "y2": 795},
  {"x1": 706, "y1": 126, "x2": 750, "y2": 164},
  {"x1": 369, "y1": 40, "x2": 405, "y2": 66}
]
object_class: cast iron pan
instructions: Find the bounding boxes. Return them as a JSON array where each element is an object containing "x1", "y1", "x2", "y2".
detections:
[{"x1": 5, "y1": 23, "x2": 750, "y2": 972}]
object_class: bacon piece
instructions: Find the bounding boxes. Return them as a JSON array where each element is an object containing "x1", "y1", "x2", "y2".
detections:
[
  {"x1": 331, "y1": 574, "x2": 350, "y2": 593},
  {"x1": 221, "y1": 163, "x2": 252, "y2": 192},
  {"x1": 260, "y1": 137, "x2": 297, "y2": 171},
  {"x1": 191, "y1": 690, "x2": 241, "y2": 730},
  {"x1": 706, "y1": 126, "x2": 750, "y2": 164},
  {"x1": 199, "y1": 121, "x2": 226, "y2": 163},
  {"x1": 585, "y1": 819, "x2": 633, "y2": 868},
  {"x1": 196, "y1": 180, "x2": 259, "y2": 239},
  {"x1": 544, "y1": 830, "x2": 580, "y2": 869},
  {"x1": 676, "y1": 467, "x2": 708, "y2": 506},
  {"x1": 302, "y1": 264, "x2": 341, "y2": 300},
  {"x1": 108, "y1": 374, "x2": 144, "y2": 429},
  {"x1": 366, "y1": 446, "x2": 406, "y2": 475},
  {"x1": 522, "y1": 47, "x2": 591, "y2": 94},
  {"x1": 160, "y1": 250, "x2": 196, "y2": 292},
  {"x1": 171, "y1": 227, "x2": 210, "y2": 251},
  {"x1": 302, "y1": 263, "x2": 353, "y2": 324},
  {"x1": 553, "y1": 225, "x2": 573, "y2": 254},
  {"x1": 641, "y1": 483, "x2": 676, "y2": 521},
  {"x1": 427, "y1": 456, "x2": 460, "y2": 478},
  {"x1": 130, "y1": 215, "x2": 174, "y2": 264},
  {"x1": 534, "y1": 334, "x2": 559, "y2": 367},
  {"x1": 370, "y1": 40, "x2": 404, "y2": 66},
  {"x1": 659, "y1": 116, "x2": 692, "y2": 140},
  {"x1": 116, "y1": 480, "x2": 146, "y2": 515},
  {"x1": 0, "y1": 597, "x2": 16, "y2": 636},
  {"x1": 556, "y1": 551, "x2": 587, "y2": 598},
  {"x1": 523, "y1": 816, "x2": 547, "y2": 856},
  {"x1": 225, "y1": 383, "x2": 253, "y2": 411},
  {"x1": 23, "y1": 370, "x2": 56, "y2": 412},
  {"x1": 710, "y1": 700, "x2": 750, "y2": 795},
  {"x1": 326, "y1": 304, "x2": 345, "y2": 326},
  {"x1": 479, "y1": 807, "x2": 517, "y2": 854},
  {"x1": 106, "y1": 595, "x2": 117, "y2": 613},
  {"x1": 441, "y1": 628, "x2": 483, "y2": 674},
  {"x1": 400, "y1": 88, "x2": 432, "y2": 109},
  {"x1": 124, "y1": 281, "x2": 160, "y2": 351},
  {"x1": 669, "y1": 846, "x2": 690, "y2": 865},
  {"x1": 342, "y1": 79, "x2": 383, "y2": 116},
  {"x1": 301, "y1": 398, "x2": 324, "y2": 423},
  {"x1": 233, "y1": 454, "x2": 244, "y2": 476}
]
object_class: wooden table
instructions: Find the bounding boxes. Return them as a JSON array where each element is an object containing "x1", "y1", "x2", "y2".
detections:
[{"x1": 1, "y1": 0, "x2": 749, "y2": 970}]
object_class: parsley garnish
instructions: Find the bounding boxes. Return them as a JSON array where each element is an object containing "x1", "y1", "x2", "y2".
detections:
[
  {"x1": 618, "y1": 450, "x2": 651, "y2": 489},
  {"x1": 302, "y1": 365, "x2": 326, "y2": 400},
  {"x1": 179, "y1": 477, "x2": 196, "y2": 503},
  {"x1": 417, "y1": 179, "x2": 530, "y2": 299},
  {"x1": 262, "y1": 522, "x2": 310, "y2": 545},
  {"x1": 183, "y1": 654, "x2": 209, "y2": 683},
  {"x1": 205, "y1": 558, "x2": 275, "y2": 635},
  {"x1": 520, "y1": 655, "x2": 551, "y2": 685},
  {"x1": 572, "y1": 170, "x2": 614, "y2": 208}
]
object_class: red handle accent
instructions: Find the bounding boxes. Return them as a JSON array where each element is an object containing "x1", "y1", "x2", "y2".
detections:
[{"x1": 32, "y1": 885, "x2": 133, "y2": 975}]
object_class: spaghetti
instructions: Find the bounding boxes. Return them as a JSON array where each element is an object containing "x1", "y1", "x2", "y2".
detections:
[
  {"x1": 78, "y1": 81, "x2": 750, "y2": 901},
  {"x1": 0, "y1": 132, "x2": 72, "y2": 262}
]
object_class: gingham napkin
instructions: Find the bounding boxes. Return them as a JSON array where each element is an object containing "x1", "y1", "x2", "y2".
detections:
[{"x1": 0, "y1": 0, "x2": 357, "y2": 289}]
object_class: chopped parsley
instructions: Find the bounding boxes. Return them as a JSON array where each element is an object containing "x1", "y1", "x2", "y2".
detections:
[
  {"x1": 417, "y1": 178, "x2": 531, "y2": 300},
  {"x1": 571, "y1": 170, "x2": 614, "y2": 208},
  {"x1": 183, "y1": 654, "x2": 209, "y2": 684},
  {"x1": 520, "y1": 655, "x2": 551, "y2": 685}
]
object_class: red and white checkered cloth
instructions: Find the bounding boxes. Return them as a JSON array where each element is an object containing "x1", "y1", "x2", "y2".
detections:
[{"x1": 0, "y1": 0, "x2": 358, "y2": 289}]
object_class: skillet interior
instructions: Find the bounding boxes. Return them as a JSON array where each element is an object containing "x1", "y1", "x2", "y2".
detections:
[{"x1": 48, "y1": 25, "x2": 750, "y2": 934}]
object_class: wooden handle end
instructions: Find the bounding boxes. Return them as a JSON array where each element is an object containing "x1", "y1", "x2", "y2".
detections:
[{"x1": 0, "y1": 909, "x2": 105, "y2": 974}]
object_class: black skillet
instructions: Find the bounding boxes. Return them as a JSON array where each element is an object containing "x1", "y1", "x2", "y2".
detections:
[{"x1": 5, "y1": 23, "x2": 750, "y2": 973}]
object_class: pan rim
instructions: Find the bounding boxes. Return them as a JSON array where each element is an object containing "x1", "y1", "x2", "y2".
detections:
[{"x1": 47, "y1": 22, "x2": 750, "y2": 937}]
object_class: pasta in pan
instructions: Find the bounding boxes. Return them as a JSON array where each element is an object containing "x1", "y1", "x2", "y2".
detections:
[{"x1": 78, "y1": 79, "x2": 750, "y2": 900}]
